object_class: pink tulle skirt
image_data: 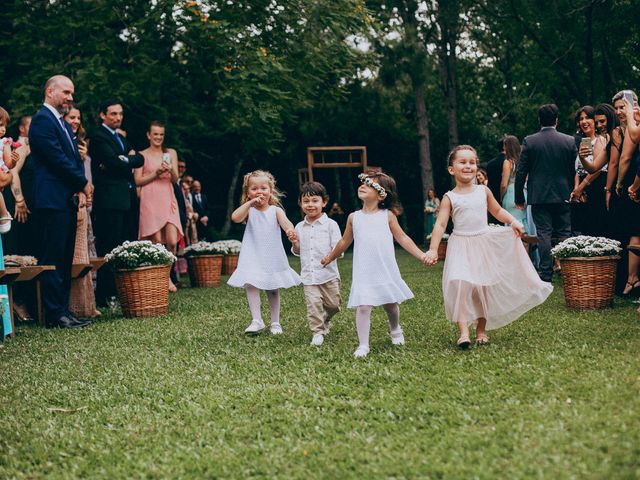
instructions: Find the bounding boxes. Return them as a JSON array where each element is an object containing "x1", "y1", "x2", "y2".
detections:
[{"x1": 442, "y1": 226, "x2": 553, "y2": 330}]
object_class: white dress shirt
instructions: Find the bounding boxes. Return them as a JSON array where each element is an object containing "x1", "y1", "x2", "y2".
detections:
[{"x1": 293, "y1": 213, "x2": 342, "y2": 285}]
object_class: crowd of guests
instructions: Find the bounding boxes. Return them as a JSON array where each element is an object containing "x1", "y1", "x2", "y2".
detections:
[
  {"x1": 0, "y1": 75, "x2": 212, "y2": 331},
  {"x1": 425, "y1": 91, "x2": 640, "y2": 297}
]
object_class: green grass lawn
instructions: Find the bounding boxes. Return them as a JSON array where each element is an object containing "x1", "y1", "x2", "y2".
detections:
[{"x1": 1, "y1": 251, "x2": 639, "y2": 479}]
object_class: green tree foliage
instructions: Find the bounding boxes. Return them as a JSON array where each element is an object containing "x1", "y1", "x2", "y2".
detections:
[{"x1": 0, "y1": 0, "x2": 637, "y2": 240}]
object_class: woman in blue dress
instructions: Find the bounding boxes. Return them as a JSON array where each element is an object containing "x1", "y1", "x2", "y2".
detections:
[{"x1": 500, "y1": 135, "x2": 528, "y2": 232}]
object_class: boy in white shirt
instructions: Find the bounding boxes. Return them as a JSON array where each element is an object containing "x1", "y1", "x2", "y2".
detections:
[{"x1": 291, "y1": 182, "x2": 342, "y2": 346}]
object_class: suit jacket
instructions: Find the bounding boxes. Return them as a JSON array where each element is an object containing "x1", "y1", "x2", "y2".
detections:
[
  {"x1": 29, "y1": 105, "x2": 87, "y2": 211},
  {"x1": 486, "y1": 153, "x2": 504, "y2": 204},
  {"x1": 515, "y1": 127, "x2": 577, "y2": 205},
  {"x1": 89, "y1": 125, "x2": 144, "y2": 211},
  {"x1": 192, "y1": 192, "x2": 209, "y2": 218},
  {"x1": 174, "y1": 182, "x2": 187, "y2": 230}
]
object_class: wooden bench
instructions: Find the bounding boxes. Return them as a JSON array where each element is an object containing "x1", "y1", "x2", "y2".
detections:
[
  {"x1": 72, "y1": 257, "x2": 107, "y2": 279},
  {"x1": 1, "y1": 267, "x2": 31, "y2": 338},
  {"x1": 3, "y1": 258, "x2": 106, "y2": 334},
  {"x1": 9, "y1": 265, "x2": 56, "y2": 330}
]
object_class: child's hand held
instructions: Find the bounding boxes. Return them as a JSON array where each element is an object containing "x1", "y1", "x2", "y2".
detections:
[
  {"x1": 511, "y1": 221, "x2": 524, "y2": 237},
  {"x1": 424, "y1": 249, "x2": 438, "y2": 265}
]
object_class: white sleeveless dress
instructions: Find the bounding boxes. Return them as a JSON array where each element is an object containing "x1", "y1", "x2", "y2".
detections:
[
  {"x1": 443, "y1": 185, "x2": 552, "y2": 330},
  {"x1": 227, "y1": 206, "x2": 301, "y2": 290},
  {"x1": 347, "y1": 209, "x2": 414, "y2": 308}
]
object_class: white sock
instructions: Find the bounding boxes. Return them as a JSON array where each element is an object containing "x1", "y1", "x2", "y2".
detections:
[
  {"x1": 266, "y1": 289, "x2": 280, "y2": 325},
  {"x1": 355, "y1": 305, "x2": 373, "y2": 348},
  {"x1": 383, "y1": 303, "x2": 401, "y2": 332},
  {"x1": 245, "y1": 285, "x2": 262, "y2": 321}
]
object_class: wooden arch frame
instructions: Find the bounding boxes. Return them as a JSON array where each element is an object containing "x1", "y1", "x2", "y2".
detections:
[{"x1": 304, "y1": 146, "x2": 368, "y2": 183}]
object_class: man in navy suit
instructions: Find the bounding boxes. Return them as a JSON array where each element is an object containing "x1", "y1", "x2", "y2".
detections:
[
  {"x1": 89, "y1": 100, "x2": 144, "y2": 306},
  {"x1": 29, "y1": 75, "x2": 93, "y2": 328},
  {"x1": 515, "y1": 104, "x2": 577, "y2": 283}
]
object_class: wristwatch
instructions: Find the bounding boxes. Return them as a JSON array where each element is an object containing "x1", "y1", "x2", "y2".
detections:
[{"x1": 604, "y1": 187, "x2": 611, "y2": 192}]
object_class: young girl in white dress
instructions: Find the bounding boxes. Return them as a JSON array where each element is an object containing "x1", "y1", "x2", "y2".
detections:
[
  {"x1": 321, "y1": 171, "x2": 427, "y2": 357},
  {"x1": 425, "y1": 145, "x2": 553, "y2": 349},
  {"x1": 228, "y1": 170, "x2": 301, "y2": 335}
]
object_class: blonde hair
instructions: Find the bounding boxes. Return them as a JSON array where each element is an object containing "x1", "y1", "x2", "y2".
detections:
[{"x1": 240, "y1": 170, "x2": 284, "y2": 207}]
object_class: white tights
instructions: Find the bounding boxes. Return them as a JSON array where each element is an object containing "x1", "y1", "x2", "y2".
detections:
[
  {"x1": 355, "y1": 303, "x2": 401, "y2": 348},
  {"x1": 245, "y1": 285, "x2": 280, "y2": 325}
]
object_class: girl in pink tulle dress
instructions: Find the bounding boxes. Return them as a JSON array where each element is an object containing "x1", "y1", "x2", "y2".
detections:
[{"x1": 425, "y1": 145, "x2": 552, "y2": 349}]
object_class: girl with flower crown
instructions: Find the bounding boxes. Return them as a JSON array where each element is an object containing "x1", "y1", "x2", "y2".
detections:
[
  {"x1": 228, "y1": 170, "x2": 301, "y2": 335},
  {"x1": 321, "y1": 171, "x2": 428, "y2": 357}
]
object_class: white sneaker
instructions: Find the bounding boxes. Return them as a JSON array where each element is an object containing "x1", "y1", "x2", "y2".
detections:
[
  {"x1": 311, "y1": 333, "x2": 324, "y2": 346},
  {"x1": 390, "y1": 328, "x2": 405, "y2": 346},
  {"x1": 270, "y1": 323, "x2": 283, "y2": 335},
  {"x1": 244, "y1": 319, "x2": 265, "y2": 335},
  {"x1": 353, "y1": 345, "x2": 370, "y2": 358}
]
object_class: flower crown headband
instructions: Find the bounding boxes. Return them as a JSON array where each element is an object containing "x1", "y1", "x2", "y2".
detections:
[{"x1": 358, "y1": 173, "x2": 387, "y2": 199}]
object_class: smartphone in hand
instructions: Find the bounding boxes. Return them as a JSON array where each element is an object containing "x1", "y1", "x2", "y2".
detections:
[{"x1": 623, "y1": 90, "x2": 635, "y2": 106}]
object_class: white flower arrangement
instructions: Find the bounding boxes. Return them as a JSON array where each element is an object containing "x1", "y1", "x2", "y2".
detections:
[
  {"x1": 4, "y1": 255, "x2": 38, "y2": 266},
  {"x1": 358, "y1": 173, "x2": 387, "y2": 199},
  {"x1": 215, "y1": 239, "x2": 242, "y2": 254},
  {"x1": 426, "y1": 233, "x2": 450, "y2": 241},
  {"x1": 184, "y1": 241, "x2": 227, "y2": 256},
  {"x1": 105, "y1": 240, "x2": 176, "y2": 270},
  {"x1": 551, "y1": 236, "x2": 622, "y2": 259}
]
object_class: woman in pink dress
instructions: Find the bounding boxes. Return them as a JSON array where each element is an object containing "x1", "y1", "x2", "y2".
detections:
[{"x1": 135, "y1": 121, "x2": 183, "y2": 291}]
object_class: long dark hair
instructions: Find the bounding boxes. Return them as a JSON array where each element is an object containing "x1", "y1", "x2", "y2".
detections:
[
  {"x1": 594, "y1": 103, "x2": 619, "y2": 156},
  {"x1": 503, "y1": 135, "x2": 521, "y2": 166}
]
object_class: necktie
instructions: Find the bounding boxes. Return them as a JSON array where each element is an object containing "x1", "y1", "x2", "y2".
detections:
[
  {"x1": 59, "y1": 118, "x2": 75, "y2": 150},
  {"x1": 114, "y1": 131, "x2": 125, "y2": 152},
  {"x1": 196, "y1": 194, "x2": 201, "y2": 204}
]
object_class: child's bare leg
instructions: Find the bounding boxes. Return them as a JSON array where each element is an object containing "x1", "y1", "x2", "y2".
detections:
[
  {"x1": 475, "y1": 317, "x2": 489, "y2": 345},
  {"x1": 0, "y1": 195, "x2": 9, "y2": 218},
  {"x1": 456, "y1": 321, "x2": 470, "y2": 349}
]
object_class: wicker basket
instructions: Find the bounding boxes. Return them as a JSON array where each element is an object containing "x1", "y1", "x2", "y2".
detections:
[
  {"x1": 559, "y1": 256, "x2": 619, "y2": 310},
  {"x1": 114, "y1": 264, "x2": 171, "y2": 317},
  {"x1": 223, "y1": 253, "x2": 239, "y2": 275},
  {"x1": 437, "y1": 241, "x2": 448, "y2": 261},
  {"x1": 187, "y1": 254, "x2": 223, "y2": 287}
]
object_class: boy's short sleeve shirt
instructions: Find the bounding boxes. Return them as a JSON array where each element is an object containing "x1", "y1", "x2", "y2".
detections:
[{"x1": 294, "y1": 213, "x2": 341, "y2": 285}]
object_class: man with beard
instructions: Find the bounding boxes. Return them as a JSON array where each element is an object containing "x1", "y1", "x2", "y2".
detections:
[
  {"x1": 29, "y1": 75, "x2": 93, "y2": 328},
  {"x1": 89, "y1": 100, "x2": 144, "y2": 307}
]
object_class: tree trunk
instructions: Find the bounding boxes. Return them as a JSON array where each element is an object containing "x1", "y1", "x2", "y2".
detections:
[
  {"x1": 437, "y1": 1, "x2": 459, "y2": 152},
  {"x1": 413, "y1": 82, "x2": 434, "y2": 205},
  {"x1": 585, "y1": 3, "x2": 594, "y2": 104},
  {"x1": 220, "y1": 157, "x2": 244, "y2": 236}
]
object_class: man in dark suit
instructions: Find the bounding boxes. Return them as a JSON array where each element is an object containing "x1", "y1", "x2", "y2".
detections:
[
  {"x1": 515, "y1": 104, "x2": 576, "y2": 282},
  {"x1": 29, "y1": 75, "x2": 93, "y2": 328},
  {"x1": 89, "y1": 100, "x2": 144, "y2": 306},
  {"x1": 486, "y1": 138, "x2": 505, "y2": 204},
  {"x1": 191, "y1": 180, "x2": 210, "y2": 240}
]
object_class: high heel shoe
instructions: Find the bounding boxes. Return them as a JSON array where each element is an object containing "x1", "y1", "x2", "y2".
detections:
[{"x1": 623, "y1": 280, "x2": 640, "y2": 297}]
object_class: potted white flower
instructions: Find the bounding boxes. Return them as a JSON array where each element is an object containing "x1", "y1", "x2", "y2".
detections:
[
  {"x1": 184, "y1": 241, "x2": 227, "y2": 287},
  {"x1": 551, "y1": 236, "x2": 622, "y2": 310},
  {"x1": 105, "y1": 241, "x2": 176, "y2": 317},
  {"x1": 217, "y1": 239, "x2": 242, "y2": 275},
  {"x1": 427, "y1": 233, "x2": 450, "y2": 260}
]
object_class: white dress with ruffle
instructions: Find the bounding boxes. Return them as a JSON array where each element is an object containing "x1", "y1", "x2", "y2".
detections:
[
  {"x1": 442, "y1": 185, "x2": 552, "y2": 330},
  {"x1": 347, "y1": 209, "x2": 414, "y2": 308},
  {"x1": 227, "y1": 206, "x2": 301, "y2": 290}
]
